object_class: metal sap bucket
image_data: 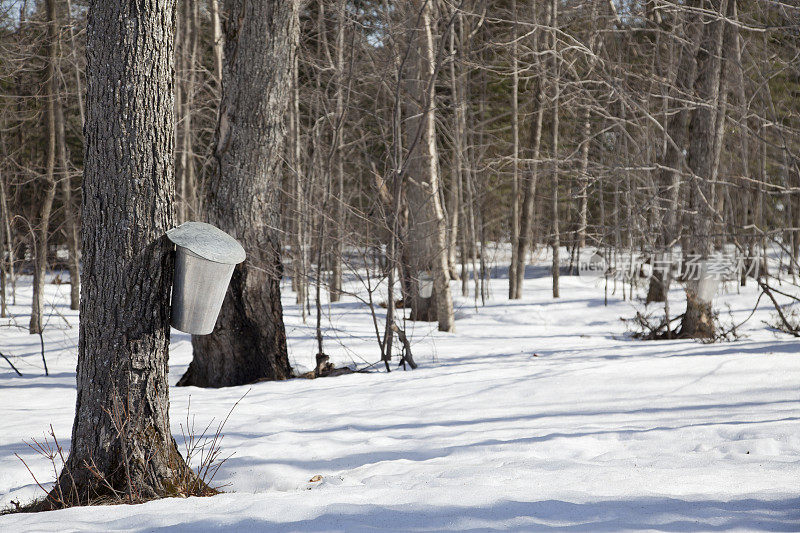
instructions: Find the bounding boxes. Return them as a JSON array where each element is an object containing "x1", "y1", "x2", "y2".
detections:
[
  {"x1": 418, "y1": 271, "x2": 434, "y2": 298},
  {"x1": 695, "y1": 260, "x2": 720, "y2": 304},
  {"x1": 166, "y1": 222, "x2": 246, "y2": 335}
]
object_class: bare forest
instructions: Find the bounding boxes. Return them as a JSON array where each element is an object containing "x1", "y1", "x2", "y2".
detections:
[{"x1": 0, "y1": 0, "x2": 799, "y2": 528}]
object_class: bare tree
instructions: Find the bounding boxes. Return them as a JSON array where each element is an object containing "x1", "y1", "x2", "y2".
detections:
[
  {"x1": 549, "y1": 0, "x2": 560, "y2": 299},
  {"x1": 329, "y1": 0, "x2": 347, "y2": 302},
  {"x1": 680, "y1": 0, "x2": 731, "y2": 338},
  {"x1": 54, "y1": 11, "x2": 81, "y2": 311},
  {"x1": 508, "y1": 0, "x2": 521, "y2": 298},
  {"x1": 402, "y1": 0, "x2": 455, "y2": 332},
  {"x1": 646, "y1": 1, "x2": 701, "y2": 304},
  {"x1": 209, "y1": 0, "x2": 224, "y2": 87},
  {"x1": 511, "y1": 0, "x2": 549, "y2": 300},
  {"x1": 29, "y1": 0, "x2": 59, "y2": 334}
]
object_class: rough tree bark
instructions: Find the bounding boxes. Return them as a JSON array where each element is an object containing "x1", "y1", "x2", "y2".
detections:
[
  {"x1": 47, "y1": 0, "x2": 193, "y2": 506},
  {"x1": 403, "y1": 0, "x2": 455, "y2": 332},
  {"x1": 180, "y1": 0, "x2": 297, "y2": 387}
]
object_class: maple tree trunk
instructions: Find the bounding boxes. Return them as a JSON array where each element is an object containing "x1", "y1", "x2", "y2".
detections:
[
  {"x1": 181, "y1": 0, "x2": 297, "y2": 387},
  {"x1": 49, "y1": 0, "x2": 192, "y2": 507}
]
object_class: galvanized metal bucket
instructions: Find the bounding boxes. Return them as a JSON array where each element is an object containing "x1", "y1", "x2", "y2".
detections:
[
  {"x1": 695, "y1": 260, "x2": 720, "y2": 304},
  {"x1": 167, "y1": 222, "x2": 246, "y2": 335},
  {"x1": 418, "y1": 271, "x2": 434, "y2": 299}
]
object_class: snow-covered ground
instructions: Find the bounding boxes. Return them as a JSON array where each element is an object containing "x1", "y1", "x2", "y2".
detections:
[{"x1": 1, "y1": 254, "x2": 799, "y2": 531}]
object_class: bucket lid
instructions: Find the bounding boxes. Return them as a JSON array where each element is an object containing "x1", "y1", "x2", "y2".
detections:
[{"x1": 166, "y1": 222, "x2": 246, "y2": 265}]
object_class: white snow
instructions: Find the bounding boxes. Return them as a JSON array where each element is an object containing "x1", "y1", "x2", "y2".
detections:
[{"x1": 1, "y1": 256, "x2": 799, "y2": 532}]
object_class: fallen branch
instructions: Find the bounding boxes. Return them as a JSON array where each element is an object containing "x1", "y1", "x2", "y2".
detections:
[
  {"x1": 0, "y1": 350, "x2": 22, "y2": 376},
  {"x1": 757, "y1": 278, "x2": 800, "y2": 337}
]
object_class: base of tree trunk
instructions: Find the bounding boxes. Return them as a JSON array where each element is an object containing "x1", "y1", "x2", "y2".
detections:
[
  {"x1": 23, "y1": 437, "x2": 209, "y2": 512},
  {"x1": 678, "y1": 294, "x2": 715, "y2": 339},
  {"x1": 409, "y1": 294, "x2": 436, "y2": 322},
  {"x1": 178, "y1": 267, "x2": 292, "y2": 388},
  {"x1": 645, "y1": 271, "x2": 670, "y2": 304}
]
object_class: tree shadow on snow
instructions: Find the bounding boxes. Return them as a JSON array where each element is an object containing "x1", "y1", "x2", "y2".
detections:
[
  {"x1": 217, "y1": 411, "x2": 799, "y2": 479},
  {"x1": 146, "y1": 495, "x2": 800, "y2": 532}
]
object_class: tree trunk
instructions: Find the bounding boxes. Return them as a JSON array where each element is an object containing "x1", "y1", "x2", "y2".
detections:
[
  {"x1": 731, "y1": 6, "x2": 751, "y2": 286},
  {"x1": 0, "y1": 165, "x2": 6, "y2": 317},
  {"x1": 508, "y1": 0, "x2": 520, "y2": 298},
  {"x1": 576, "y1": 0, "x2": 602, "y2": 253},
  {"x1": 550, "y1": 0, "x2": 560, "y2": 299},
  {"x1": 0, "y1": 147, "x2": 14, "y2": 307},
  {"x1": 679, "y1": 0, "x2": 730, "y2": 339},
  {"x1": 29, "y1": 0, "x2": 58, "y2": 335},
  {"x1": 447, "y1": 11, "x2": 464, "y2": 282},
  {"x1": 181, "y1": 0, "x2": 297, "y2": 387},
  {"x1": 329, "y1": 0, "x2": 346, "y2": 303},
  {"x1": 403, "y1": 0, "x2": 454, "y2": 332},
  {"x1": 54, "y1": 63, "x2": 81, "y2": 311},
  {"x1": 209, "y1": 0, "x2": 224, "y2": 88},
  {"x1": 646, "y1": 3, "x2": 701, "y2": 304},
  {"x1": 289, "y1": 50, "x2": 307, "y2": 314},
  {"x1": 65, "y1": 0, "x2": 85, "y2": 128},
  {"x1": 577, "y1": 106, "x2": 590, "y2": 251},
  {"x1": 511, "y1": 0, "x2": 549, "y2": 300},
  {"x1": 176, "y1": 0, "x2": 199, "y2": 223},
  {"x1": 48, "y1": 0, "x2": 193, "y2": 507},
  {"x1": 709, "y1": 6, "x2": 735, "y2": 250}
]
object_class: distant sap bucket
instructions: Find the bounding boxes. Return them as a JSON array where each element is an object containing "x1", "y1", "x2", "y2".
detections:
[
  {"x1": 166, "y1": 222, "x2": 246, "y2": 335},
  {"x1": 695, "y1": 260, "x2": 720, "y2": 304},
  {"x1": 418, "y1": 271, "x2": 434, "y2": 299}
]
